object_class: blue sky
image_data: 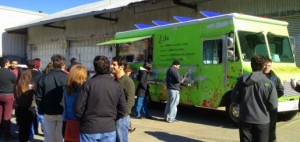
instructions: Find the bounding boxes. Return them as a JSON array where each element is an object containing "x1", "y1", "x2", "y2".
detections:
[{"x1": 0, "y1": 0, "x2": 99, "y2": 14}]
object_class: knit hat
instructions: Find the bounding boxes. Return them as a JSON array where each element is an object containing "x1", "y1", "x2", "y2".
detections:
[{"x1": 172, "y1": 59, "x2": 180, "y2": 65}]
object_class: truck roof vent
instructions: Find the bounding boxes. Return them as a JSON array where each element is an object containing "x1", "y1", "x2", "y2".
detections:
[
  {"x1": 134, "y1": 23, "x2": 155, "y2": 29},
  {"x1": 173, "y1": 16, "x2": 195, "y2": 22},
  {"x1": 152, "y1": 20, "x2": 171, "y2": 26},
  {"x1": 200, "y1": 10, "x2": 222, "y2": 17}
]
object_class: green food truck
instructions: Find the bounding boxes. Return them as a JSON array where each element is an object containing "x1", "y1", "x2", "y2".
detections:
[{"x1": 98, "y1": 13, "x2": 300, "y2": 123}]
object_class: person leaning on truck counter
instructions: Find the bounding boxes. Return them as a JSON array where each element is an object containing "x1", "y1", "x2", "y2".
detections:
[{"x1": 164, "y1": 59, "x2": 187, "y2": 123}]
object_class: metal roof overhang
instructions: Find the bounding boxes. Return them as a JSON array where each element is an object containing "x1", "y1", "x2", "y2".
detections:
[
  {"x1": 5, "y1": 0, "x2": 148, "y2": 34},
  {"x1": 5, "y1": 8, "x2": 121, "y2": 34},
  {"x1": 97, "y1": 35, "x2": 151, "y2": 45}
]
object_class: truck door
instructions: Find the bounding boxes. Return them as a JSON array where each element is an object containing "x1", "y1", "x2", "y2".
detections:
[{"x1": 199, "y1": 37, "x2": 225, "y2": 108}]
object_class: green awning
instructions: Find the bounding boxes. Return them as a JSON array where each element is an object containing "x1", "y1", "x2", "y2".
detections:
[{"x1": 97, "y1": 36, "x2": 151, "y2": 46}]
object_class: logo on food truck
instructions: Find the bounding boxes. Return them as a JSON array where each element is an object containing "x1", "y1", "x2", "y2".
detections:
[{"x1": 157, "y1": 34, "x2": 169, "y2": 44}]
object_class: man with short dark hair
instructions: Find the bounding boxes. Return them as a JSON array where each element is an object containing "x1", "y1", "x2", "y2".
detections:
[
  {"x1": 0, "y1": 57, "x2": 17, "y2": 140},
  {"x1": 67, "y1": 57, "x2": 80, "y2": 71},
  {"x1": 262, "y1": 57, "x2": 284, "y2": 142},
  {"x1": 164, "y1": 59, "x2": 186, "y2": 123},
  {"x1": 231, "y1": 55, "x2": 278, "y2": 142},
  {"x1": 36, "y1": 54, "x2": 67, "y2": 142},
  {"x1": 33, "y1": 58, "x2": 42, "y2": 73},
  {"x1": 74, "y1": 55, "x2": 126, "y2": 142},
  {"x1": 10, "y1": 59, "x2": 21, "y2": 78},
  {"x1": 111, "y1": 57, "x2": 136, "y2": 141}
]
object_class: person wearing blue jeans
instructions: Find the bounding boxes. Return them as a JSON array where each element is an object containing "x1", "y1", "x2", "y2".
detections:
[
  {"x1": 37, "y1": 114, "x2": 44, "y2": 133},
  {"x1": 116, "y1": 115, "x2": 130, "y2": 142},
  {"x1": 164, "y1": 59, "x2": 186, "y2": 123},
  {"x1": 164, "y1": 89, "x2": 180, "y2": 122},
  {"x1": 135, "y1": 62, "x2": 152, "y2": 119},
  {"x1": 135, "y1": 93, "x2": 150, "y2": 118},
  {"x1": 80, "y1": 131, "x2": 116, "y2": 142},
  {"x1": 112, "y1": 57, "x2": 136, "y2": 142}
]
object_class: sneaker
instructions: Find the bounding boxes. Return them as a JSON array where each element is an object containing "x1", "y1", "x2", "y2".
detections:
[
  {"x1": 167, "y1": 119, "x2": 179, "y2": 123},
  {"x1": 145, "y1": 116, "x2": 153, "y2": 119},
  {"x1": 134, "y1": 116, "x2": 143, "y2": 119},
  {"x1": 128, "y1": 127, "x2": 136, "y2": 133}
]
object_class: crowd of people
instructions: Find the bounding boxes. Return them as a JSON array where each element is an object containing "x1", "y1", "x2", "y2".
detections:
[
  {"x1": 0, "y1": 54, "x2": 299, "y2": 142},
  {"x1": 0, "y1": 55, "x2": 154, "y2": 142}
]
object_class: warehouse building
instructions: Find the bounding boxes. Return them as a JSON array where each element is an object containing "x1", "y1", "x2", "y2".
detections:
[{"x1": 6, "y1": 0, "x2": 300, "y2": 69}]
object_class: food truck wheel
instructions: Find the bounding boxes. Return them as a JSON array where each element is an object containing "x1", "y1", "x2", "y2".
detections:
[{"x1": 226, "y1": 102, "x2": 239, "y2": 126}]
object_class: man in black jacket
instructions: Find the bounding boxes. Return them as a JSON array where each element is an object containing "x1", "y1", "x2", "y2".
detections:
[
  {"x1": 231, "y1": 55, "x2": 278, "y2": 142},
  {"x1": 164, "y1": 59, "x2": 186, "y2": 123},
  {"x1": 36, "y1": 54, "x2": 67, "y2": 142},
  {"x1": 74, "y1": 55, "x2": 126, "y2": 142},
  {"x1": 262, "y1": 57, "x2": 284, "y2": 142}
]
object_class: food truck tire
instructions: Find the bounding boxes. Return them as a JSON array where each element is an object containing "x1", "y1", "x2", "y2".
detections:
[{"x1": 226, "y1": 102, "x2": 239, "y2": 126}]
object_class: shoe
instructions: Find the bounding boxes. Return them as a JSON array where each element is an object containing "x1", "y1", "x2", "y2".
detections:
[
  {"x1": 145, "y1": 116, "x2": 153, "y2": 119},
  {"x1": 128, "y1": 127, "x2": 136, "y2": 133},
  {"x1": 134, "y1": 116, "x2": 143, "y2": 119},
  {"x1": 167, "y1": 119, "x2": 179, "y2": 123}
]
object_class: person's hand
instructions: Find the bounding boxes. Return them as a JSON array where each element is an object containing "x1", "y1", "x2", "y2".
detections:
[
  {"x1": 291, "y1": 78, "x2": 297, "y2": 89},
  {"x1": 184, "y1": 72, "x2": 189, "y2": 78}
]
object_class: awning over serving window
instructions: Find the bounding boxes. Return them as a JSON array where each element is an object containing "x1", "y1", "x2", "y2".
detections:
[{"x1": 97, "y1": 35, "x2": 151, "y2": 45}]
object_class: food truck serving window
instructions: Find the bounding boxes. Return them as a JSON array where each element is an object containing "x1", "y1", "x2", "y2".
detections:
[
  {"x1": 116, "y1": 38, "x2": 153, "y2": 62},
  {"x1": 97, "y1": 36, "x2": 153, "y2": 62}
]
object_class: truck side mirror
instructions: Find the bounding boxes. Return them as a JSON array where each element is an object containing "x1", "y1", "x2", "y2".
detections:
[
  {"x1": 228, "y1": 50, "x2": 234, "y2": 57},
  {"x1": 227, "y1": 37, "x2": 234, "y2": 49}
]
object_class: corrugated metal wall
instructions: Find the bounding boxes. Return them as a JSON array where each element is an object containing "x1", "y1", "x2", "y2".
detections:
[
  {"x1": 69, "y1": 38, "x2": 115, "y2": 71},
  {"x1": 295, "y1": 36, "x2": 300, "y2": 67},
  {"x1": 190, "y1": 0, "x2": 300, "y2": 17},
  {"x1": 274, "y1": 16, "x2": 300, "y2": 37},
  {"x1": 0, "y1": 6, "x2": 45, "y2": 59},
  {"x1": 28, "y1": 41, "x2": 66, "y2": 69},
  {"x1": 1, "y1": 33, "x2": 27, "y2": 58},
  {"x1": 27, "y1": 0, "x2": 300, "y2": 69}
]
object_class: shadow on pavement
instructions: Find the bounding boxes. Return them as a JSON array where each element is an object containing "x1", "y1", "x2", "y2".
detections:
[
  {"x1": 148, "y1": 102, "x2": 236, "y2": 129},
  {"x1": 145, "y1": 131, "x2": 203, "y2": 142}
]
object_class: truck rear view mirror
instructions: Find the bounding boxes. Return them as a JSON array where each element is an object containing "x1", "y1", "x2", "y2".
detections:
[{"x1": 227, "y1": 37, "x2": 234, "y2": 48}]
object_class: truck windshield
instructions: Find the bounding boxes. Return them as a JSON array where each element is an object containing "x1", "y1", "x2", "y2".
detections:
[
  {"x1": 267, "y1": 33, "x2": 293, "y2": 63},
  {"x1": 238, "y1": 31, "x2": 268, "y2": 61}
]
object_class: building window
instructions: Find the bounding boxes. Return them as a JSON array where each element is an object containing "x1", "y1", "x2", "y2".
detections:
[{"x1": 203, "y1": 39, "x2": 222, "y2": 64}]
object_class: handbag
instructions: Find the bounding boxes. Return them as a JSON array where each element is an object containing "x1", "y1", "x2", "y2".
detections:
[
  {"x1": 64, "y1": 119, "x2": 80, "y2": 142},
  {"x1": 64, "y1": 94, "x2": 80, "y2": 142}
]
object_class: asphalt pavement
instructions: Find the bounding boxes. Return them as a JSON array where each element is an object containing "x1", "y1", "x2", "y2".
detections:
[{"x1": 3, "y1": 105, "x2": 300, "y2": 142}]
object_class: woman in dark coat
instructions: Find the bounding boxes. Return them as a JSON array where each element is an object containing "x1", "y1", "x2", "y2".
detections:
[
  {"x1": 14, "y1": 69, "x2": 36, "y2": 142},
  {"x1": 135, "y1": 62, "x2": 152, "y2": 119}
]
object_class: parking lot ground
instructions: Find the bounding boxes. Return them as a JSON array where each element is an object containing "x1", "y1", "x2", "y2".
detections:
[{"x1": 4, "y1": 103, "x2": 300, "y2": 142}]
